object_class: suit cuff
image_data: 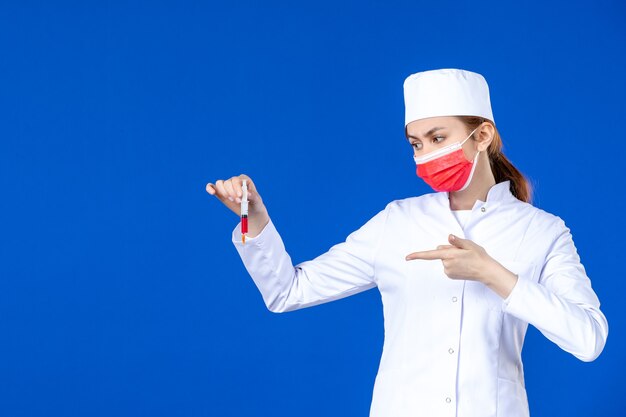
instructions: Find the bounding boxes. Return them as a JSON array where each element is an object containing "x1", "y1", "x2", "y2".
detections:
[{"x1": 502, "y1": 273, "x2": 532, "y2": 318}]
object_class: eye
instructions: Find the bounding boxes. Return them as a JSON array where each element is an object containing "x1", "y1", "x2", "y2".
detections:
[
  {"x1": 432, "y1": 135, "x2": 445, "y2": 144},
  {"x1": 411, "y1": 142, "x2": 422, "y2": 151}
]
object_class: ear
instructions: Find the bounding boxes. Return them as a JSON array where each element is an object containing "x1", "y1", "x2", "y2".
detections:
[{"x1": 475, "y1": 122, "x2": 495, "y2": 152}]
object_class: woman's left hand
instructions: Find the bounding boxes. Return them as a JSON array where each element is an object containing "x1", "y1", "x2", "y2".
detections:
[{"x1": 405, "y1": 234, "x2": 518, "y2": 298}]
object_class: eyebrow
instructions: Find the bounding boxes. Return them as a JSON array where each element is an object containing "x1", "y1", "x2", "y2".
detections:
[{"x1": 407, "y1": 126, "x2": 446, "y2": 141}]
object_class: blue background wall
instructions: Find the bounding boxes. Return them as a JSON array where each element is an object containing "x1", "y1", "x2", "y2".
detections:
[{"x1": 1, "y1": 1, "x2": 624, "y2": 416}]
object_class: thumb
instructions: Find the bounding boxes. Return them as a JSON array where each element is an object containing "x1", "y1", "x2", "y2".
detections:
[
  {"x1": 237, "y1": 174, "x2": 262, "y2": 204},
  {"x1": 448, "y1": 234, "x2": 472, "y2": 249}
]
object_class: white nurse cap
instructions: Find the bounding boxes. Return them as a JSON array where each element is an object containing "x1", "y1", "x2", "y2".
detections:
[{"x1": 403, "y1": 68, "x2": 495, "y2": 127}]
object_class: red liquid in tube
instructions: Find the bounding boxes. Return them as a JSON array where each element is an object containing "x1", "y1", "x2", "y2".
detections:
[{"x1": 241, "y1": 215, "x2": 248, "y2": 234}]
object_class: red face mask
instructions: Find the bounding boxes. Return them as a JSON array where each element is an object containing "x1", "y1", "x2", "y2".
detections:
[{"x1": 413, "y1": 127, "x2": 480, "y2": 192}]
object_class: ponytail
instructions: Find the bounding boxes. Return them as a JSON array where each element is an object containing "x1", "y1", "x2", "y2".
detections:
[{"x1": 459, "y1": 116, "x2": 532, "y2": 203}]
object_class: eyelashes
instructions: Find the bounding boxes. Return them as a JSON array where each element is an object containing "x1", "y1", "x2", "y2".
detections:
[{"x1": 412, "y1": 135, "x2": 446, "y2": 150}]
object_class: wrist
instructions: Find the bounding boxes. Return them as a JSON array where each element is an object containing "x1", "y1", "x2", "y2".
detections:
[
  {"x1": 480, "y1": 258, "x2": 503, "y2": 286},
  {"x1": 481, "y1": 260, "x2": 518, "y2": 299},
  {"x1": 247, "y1": 209, "x2": 270, "y2": 238}
]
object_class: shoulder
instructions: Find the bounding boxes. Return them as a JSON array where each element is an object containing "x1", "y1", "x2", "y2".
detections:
[
  {"x1": 524, "y1": 201, "x2": 565, "y2": 226},
  {"x1": 355, "y1": 194, "x2": 436, "y2": 230},
  {"x1": 382, "y1": 191, "x2": 439, "y2": 213},
  {"x1": 510, "y1": 199, "x2": 569, "y2": 238}
]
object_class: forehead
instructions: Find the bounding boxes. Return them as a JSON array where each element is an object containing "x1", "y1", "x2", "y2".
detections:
[{"x1": 406, "y1": 116, "x2": 463, "y2": 137}]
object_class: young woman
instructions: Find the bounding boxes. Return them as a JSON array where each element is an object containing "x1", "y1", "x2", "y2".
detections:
[{"x1": 206, "y1": 68, "x2": 608, "y2": 417}]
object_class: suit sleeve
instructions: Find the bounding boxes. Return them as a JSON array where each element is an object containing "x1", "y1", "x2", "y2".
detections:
[
  {"x1": 231, "y1": 207, "x2": 389, "y2": 313},
  {"x1": 502, "y1": 217, "x2": 609, "y2": 362}
]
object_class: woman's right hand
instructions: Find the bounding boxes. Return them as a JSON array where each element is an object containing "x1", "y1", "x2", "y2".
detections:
[{"x1": 206, "y1": 174, "x2": 270, "y2": 238}]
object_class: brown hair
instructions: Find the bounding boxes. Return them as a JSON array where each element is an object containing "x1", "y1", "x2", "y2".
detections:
[{"x1": 458, "y1": 116, "x2": 532, "y2": 203}]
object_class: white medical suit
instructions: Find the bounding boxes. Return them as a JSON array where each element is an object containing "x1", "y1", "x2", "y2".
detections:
[{"x1": 231, "y1": 180, "x2": 608, "y2": 417}]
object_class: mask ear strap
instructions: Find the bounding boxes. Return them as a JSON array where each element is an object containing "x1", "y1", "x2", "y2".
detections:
[
  {"x1": 458, "y1": 150, "x2": 481, "y2": 191},
  {"x1": 461, "y1": 126, "x2": 480, "y2": 146}
]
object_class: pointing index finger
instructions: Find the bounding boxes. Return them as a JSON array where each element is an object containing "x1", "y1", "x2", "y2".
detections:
[{"x1": 405, "y1": 249, "x2": 450, "y2": 261}]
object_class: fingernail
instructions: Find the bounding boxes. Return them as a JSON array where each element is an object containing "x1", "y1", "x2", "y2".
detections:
[
  {"x1": 236, "y1": 198, "x2": 241, "y2": 203},
  {"x1": 228, "y1": 197, "x2": 234, "y2": 202},
  {"x1": 450, "y1": 235, "x2": 455, "y2": 240}
]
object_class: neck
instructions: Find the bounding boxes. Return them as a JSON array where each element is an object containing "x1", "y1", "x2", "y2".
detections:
[{"x1": 448, "y1": 152, "x2": 496, "y2": 210}]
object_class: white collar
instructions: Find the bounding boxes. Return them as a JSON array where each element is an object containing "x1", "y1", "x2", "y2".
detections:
[{"x1": 435, "y1": 180, "x2": 518, "y2": 211}]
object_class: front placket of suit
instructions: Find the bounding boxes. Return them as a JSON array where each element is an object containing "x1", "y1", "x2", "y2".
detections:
[{"x1": 438, "y1": 203, "x2": 467, "y2": 415}]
